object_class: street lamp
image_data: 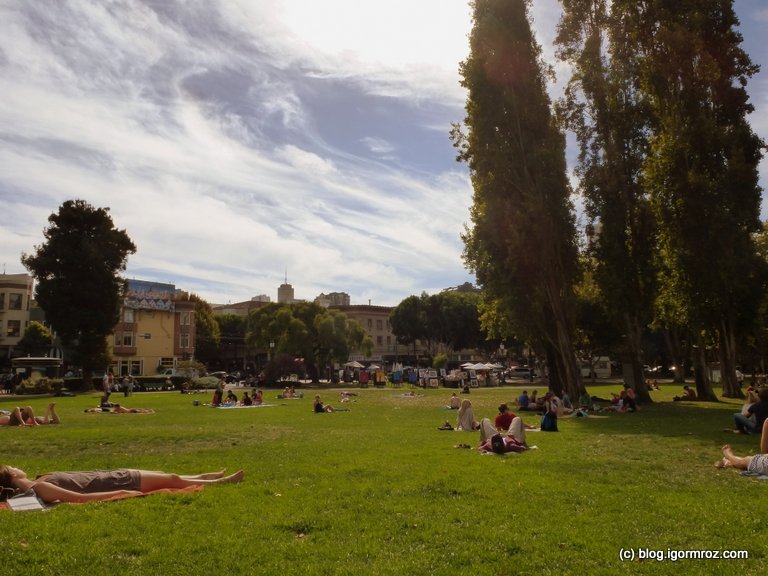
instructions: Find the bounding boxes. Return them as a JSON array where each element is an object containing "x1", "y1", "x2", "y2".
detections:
[{"x1": 269, "y1": 340, "x2": 275, "y2": 363}]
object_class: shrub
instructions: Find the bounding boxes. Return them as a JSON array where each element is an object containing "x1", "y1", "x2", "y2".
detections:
[{"x1": 14, "y1": 377, "x2": 52, "y2": 395}]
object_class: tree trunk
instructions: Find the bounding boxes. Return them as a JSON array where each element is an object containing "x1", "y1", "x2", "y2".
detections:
[
  {"x1": 664, "y1": 328, "x2": 686, "y2": 384},
  {"x1": 692, "y1": 332, "x2": 718, "y2": 401},
  {"x1": 624, "y1": 313, "x2": 652, "y2": 404},
  {"x1": 718, "y1": 318, "x2": 743, "y2": 398}
]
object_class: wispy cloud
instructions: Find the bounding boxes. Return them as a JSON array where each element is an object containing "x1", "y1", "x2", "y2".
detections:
[{"x1": 1, "y1": 0, "x2": 766, "y2": 306}]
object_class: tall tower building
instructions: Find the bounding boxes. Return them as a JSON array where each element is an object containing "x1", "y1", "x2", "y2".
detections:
[{"x1": 277, "y1": 270, "x2": 295, "y2": 304}]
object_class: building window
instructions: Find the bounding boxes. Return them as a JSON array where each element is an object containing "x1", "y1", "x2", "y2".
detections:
[
  {"x1": 180, "y1": 333, "x2": 190, "y2": 349},
  {"x1": 8, "y1": 293, "x2": 22, "y2": 310},
  {"x1": 119, "y1": 360, "x2": 130, "y2": 376},
  {"x1": 367, "y1": 319, "x2": 373, "y2": 328},
  {"x1": 387, "y1": 336, "x2": 391, "y2": 345},
  {"x1": 6, "y1": 320, "x2": 21, "y2": 337},
  {"x1": 180, "y1": 311, "x2": 190, "y2": 325},
  {"x1": 130, "y1": 361, "x2": 143, "y2": 376},
  {"x1": 159, "y1": 357, "x2": 174, "y2": 369},
  {"x1": 0, "y1": 292, "x2": 4, "y2": 309},
  {"x1": 123, "y1": 308, "x2": 135, "y2": 323},
  {"x1": 376, "y1": 335, "x2": 383, "y2": 345},
  {"x1": 121, "y1": 332, "x2": 134, "y2": 347},
  {"x1": 376, "y1": 319, "x2": 383, "y2": 330}
]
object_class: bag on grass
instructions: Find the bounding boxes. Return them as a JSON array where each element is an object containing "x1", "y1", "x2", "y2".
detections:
[{"x1": 541, "y1": 412, "x2": 558, "y2": 432}]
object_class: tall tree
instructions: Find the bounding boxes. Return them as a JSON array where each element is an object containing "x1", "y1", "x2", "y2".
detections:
[
  {"x1": 630, "y1": 0, "x2": 767, "y2": 399},
  {"x1": 21, "y1": 199, "x2": 136, "y2": 386},
  {"x1": 556, "y1": 0, "x2": 657, "y2": 403},
  {"x1": 452, "y1": 0, "x2": 583, "y2": 398},
  {"x1": 390, "y1": 295, "x2": 427, "y2": 362}
]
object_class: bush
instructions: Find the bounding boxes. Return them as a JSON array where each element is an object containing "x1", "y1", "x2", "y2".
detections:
[
  {"x1": 432, "y1": 353, "x2": 448, "y2": 370},
  {"x1": 14, "y1": 377, "x2": 52, "y2": 395}
]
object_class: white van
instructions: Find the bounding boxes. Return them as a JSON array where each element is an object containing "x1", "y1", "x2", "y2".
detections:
[{"x1": 580, "y1": 357, "x2": 611, "y2": 379}]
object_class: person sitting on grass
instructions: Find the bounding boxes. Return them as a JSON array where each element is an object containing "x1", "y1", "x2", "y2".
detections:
[
  {"x1": 673, "y1": 385, "x2": 697, "y2": 402},
  {"x1": 314, "y1": 395, "x2": 336, "y2": 413},
  {"x1": 447, "y1": 393, "x2": 461, "y2": 410},
  {"x1": 225, "y1": 390, "x2": 238, "y2": 405},
  {"x1": 241, "y1": 391, "x2": 253, "y2": 406},
  {"x1": 0, "y1": 465, "x2": 243, "y2": 504},
  {"x1": 732, "y1": 387, "x2": 768, "y2": 434},
  {"x1": 0, "y1": 403, "x2": 61, "y2": 426},
  {"x1": 477, "y1": 418, "x2": 528, "y2": 454},
  {"x1": 456, "y1": 399, "x2": 479, "y2": 431},
  {"x1": 516, "y1": 390, "x2": 530, "y2": 410},
  {"x1": 211, "y1": 381, "x2": 224, "y2": 407},
  {"x1": 528, "y1": 390, "x2": 543, "y2": 412},
  {"x1": 253, "y1": 389, "x2": 264, "y2": 405},
  {"x1": 716, "y1": 419, "x2": 768, "y2": 473},
  {"x1": 740, "y1": 388, "x2": 760, "y2": 420}
]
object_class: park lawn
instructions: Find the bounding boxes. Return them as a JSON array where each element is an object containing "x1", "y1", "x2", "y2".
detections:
[{"x1": 1, "y1": 383, "x2": 767, "y2": 575}]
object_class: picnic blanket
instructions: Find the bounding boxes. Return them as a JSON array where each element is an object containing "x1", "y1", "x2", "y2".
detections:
[
  {"x1": 212, "y1": 404, "x2": 276, "y2": 409},
  {"x1": 740, "y1": 471, "x2": 768, "y2": 480}
]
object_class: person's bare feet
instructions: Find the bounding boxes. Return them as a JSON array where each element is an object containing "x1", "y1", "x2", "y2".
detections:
[{"x1": 217, "y1": 470, "x2": 244, "y2": 484}]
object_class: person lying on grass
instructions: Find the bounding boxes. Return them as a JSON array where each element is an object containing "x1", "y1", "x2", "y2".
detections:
[
  {"x1": 0, "y1": 403, "x2": 60, "y2": 426},
  {"x1": 477, "y1": 418, "x2": 528, "y2": 454},
  {"x1": 84, "y1": 403, "x2": 154, "y2": 414},
  {"x1": 716, "y1": 419, "x2": 768, "y2": 474},
  {"x1": 0, "y1": 465, "x2": 244, "y2": 504}
]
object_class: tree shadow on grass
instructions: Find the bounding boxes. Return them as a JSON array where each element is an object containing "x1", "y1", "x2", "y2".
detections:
[{"x1": 562, "y1": 398, "x2": 753, "y2": 449}]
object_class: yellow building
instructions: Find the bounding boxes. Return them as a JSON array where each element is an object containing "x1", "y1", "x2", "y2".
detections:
[
  {"x1": 0, "y1": 273, "x2": 34, "y2": 361},
  {"x1": 109, "y1": 280, "x2": 195, "y2": 377}
]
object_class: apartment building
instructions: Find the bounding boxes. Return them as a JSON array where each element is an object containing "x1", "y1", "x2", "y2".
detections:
[
  {"x1": 0, "y1": 273, "x2": 33, "y2": 361},
  {"x1": 109, "y1": 279, "x2": 196, "y2": 377}
]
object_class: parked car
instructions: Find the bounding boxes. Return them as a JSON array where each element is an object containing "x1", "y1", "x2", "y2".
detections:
[{"x1": 207, "y1": 371, "x2": 238, "y2": 383}]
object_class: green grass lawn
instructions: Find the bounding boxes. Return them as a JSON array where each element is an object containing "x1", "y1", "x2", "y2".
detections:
[{"x1": 1, "y1": 383, "x2": 767, "y2": 575}]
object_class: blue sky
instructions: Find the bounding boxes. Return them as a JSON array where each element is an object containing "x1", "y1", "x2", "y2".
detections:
[{"x1": 1, "y1": 1, "x2": 766, "y2": 307}]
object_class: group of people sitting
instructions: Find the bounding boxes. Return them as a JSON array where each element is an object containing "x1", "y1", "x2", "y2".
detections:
[
  {"x1": 443, "y1": 399, "x2": 546, "y2": 454},
  {"x1": 515, "y1": 389, "x2": 576, "y2": 416},
  {"x1": 211, "y1": 385, "x2": 264, "y2": 407}
]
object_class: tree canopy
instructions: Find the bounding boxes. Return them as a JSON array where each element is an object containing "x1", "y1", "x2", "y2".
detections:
[
  {"x1": 246, "y1": 302, "x2": 372, "y2": 382},
  {"x1": 21, "y1": 199, "x2": 136, "y2": 384}
]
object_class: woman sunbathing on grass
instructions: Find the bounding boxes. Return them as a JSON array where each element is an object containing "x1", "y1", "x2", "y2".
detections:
[
  {"x1": 84, "y1": 403, "x2": 154, "y2": 414},
  {"x1": 716, "y1": 419, "x2": 768, "y2": 474},
  {"x1": 0, "y1": 403, "x2": 61, "y2": 426},
  {"x1": 0, "y1": 465, "x2": 244, "y2": 504}
]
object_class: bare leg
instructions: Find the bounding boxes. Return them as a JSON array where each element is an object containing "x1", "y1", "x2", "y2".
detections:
[
  {"x1": 479, "y1": 418, "x2": 496, "y2": 443},
  {"x1": 8, "y1": 407, "x2": 27, "y2": 426},
  {"x1": 20, "y1": 406, "x2": 39, "y2": 426},
  {"x1": 35, "y1": 402, "x2": 60, "y2": 425},
  {"x1": 139, "y1": 470, "x2": 244, "y2": 492},
  {"x1": 507, "y1": 417, "x2": 526, "y2": 444},
  {"x1": 180, "y1": 470, "x2": 227, "y2": 481},
  {"x1": 720, "y1": 444, "x2": 752, "y2": 470}
]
